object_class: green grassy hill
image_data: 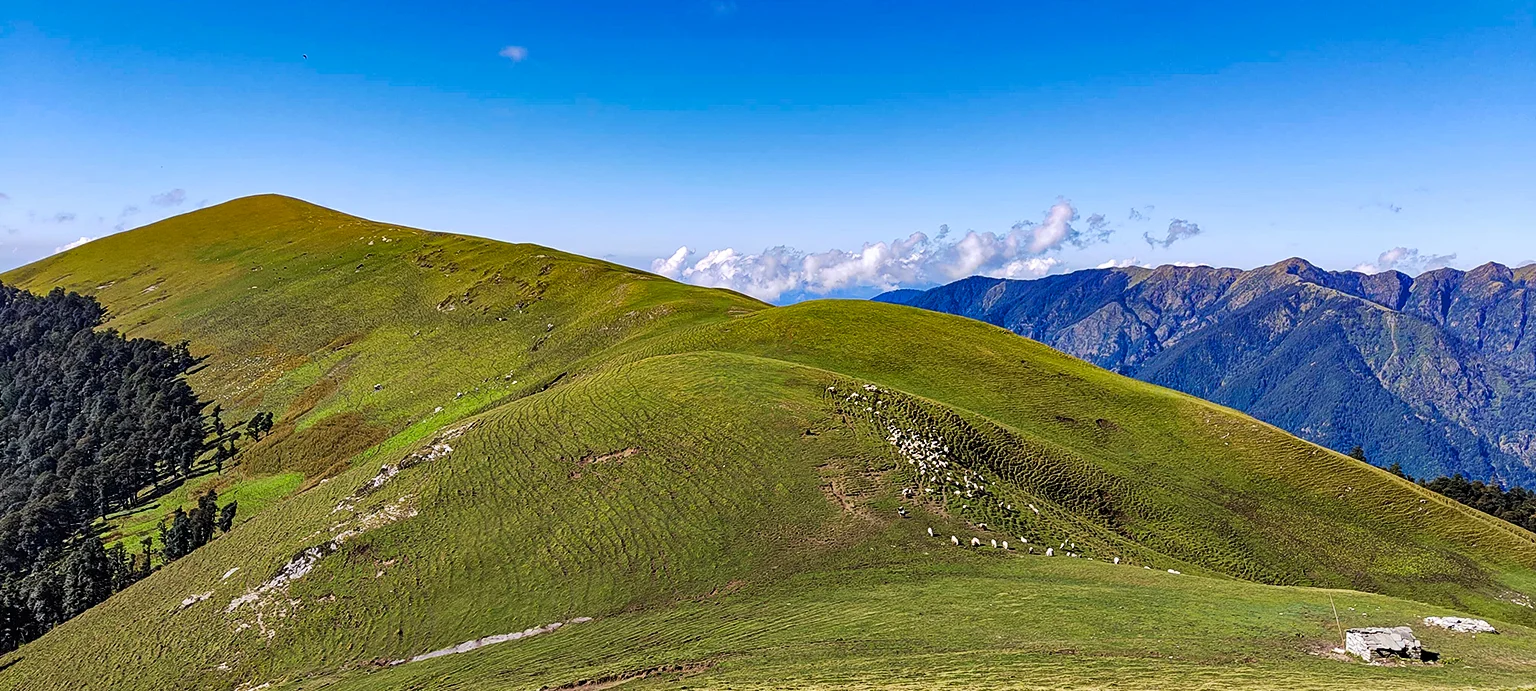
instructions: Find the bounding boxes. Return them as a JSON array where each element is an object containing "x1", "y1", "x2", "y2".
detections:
[{"x1": 2, "y1": 195, "x2": 1535, "y2": 690}]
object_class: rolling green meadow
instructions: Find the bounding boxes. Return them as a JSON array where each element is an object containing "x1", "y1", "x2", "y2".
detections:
[{"x1": 2, "y1": 195, "x2": 1534, "y2": 689}]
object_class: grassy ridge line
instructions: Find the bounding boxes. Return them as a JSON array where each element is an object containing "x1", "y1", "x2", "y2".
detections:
[{"x1": 1, "y1": 193, "x2": 762, "y2": 439}]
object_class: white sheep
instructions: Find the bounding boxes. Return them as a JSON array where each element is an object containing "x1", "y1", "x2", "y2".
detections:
[
  {"x1": 927, "y1": 527, "x2": 935, "y2": 537},
  {"x1": 951, "y1": 535, "x2": 960, "y2": 546},
  {"x1": 1113, "y1": 557, "x2": 1120, "y2": 565},
  {"x1": 1002, "y1": 541, "x2": 1010, "y2": 550},
  {"x1": 970, "y1": 537, "x2": 982, "y2": 547},
  {"x1": 1045, "y1": 548, "x2": 1054, "y2": 557}
]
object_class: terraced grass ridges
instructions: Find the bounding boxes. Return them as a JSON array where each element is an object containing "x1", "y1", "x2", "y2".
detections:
[{"x1": 1, "y1": 195, "x2": 1533, "y2": 690}]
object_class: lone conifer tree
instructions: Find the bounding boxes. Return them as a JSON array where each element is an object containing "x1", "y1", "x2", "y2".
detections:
[
  {"x1": 217, "y1": 500, "x2": 238, "y2": 533},
  {"x1": 159, "y1": 508, "x2": 190, "y2": 561}
]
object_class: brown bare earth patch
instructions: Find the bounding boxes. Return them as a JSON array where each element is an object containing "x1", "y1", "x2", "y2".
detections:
[
  {"x1": 551, "y1": 661, "x2": 715, "y2": 690},
  {"x1": 239, "y1": 412, "x2": 389, "y2": 479},
  {"x1": 286, "y1": 370, "x2": 343, "y2": 422},
  {"x1": 570, "y1": 447, "x2": 641, "y2": 480},
  {"x1": 702, "y1": 579, "x2": 746, "y2": 599},
  {"x1": 817, "y1": 460, "x2": 888, "y2": 522},
  {"x1": 591, "y1": 447, "x2": 640, "y2": 464},
  {"x1": 324, "y1": 331, "x2": 366, "y2": 352}
]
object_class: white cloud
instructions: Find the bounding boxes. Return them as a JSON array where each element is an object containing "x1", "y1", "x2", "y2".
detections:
[
  {"x1": 32, "y1": 211, "x2": 76, "y2": 224},
  {"x1": 150, "y1": 188, "x2": 186, "y2": 207},
  {"x1": 1096, "y1": 258, "x2": 1140, "y2": 269},
  {"x1": 114, "y1": 205, "x2": 141, "y2": 232},
  {"x1": 1143, "y1": 219, "x2": 1202, "y2": 249},
  {"x1": 53, "y1": 236, "x2": 96, "y2": 254},
  {"x1": 998, "y1": 257, "x2": 1064, "y2": 278},
  {"x1": 1354, "y1": 247, "x2": 1457, "y2": 274},
  {"x1": 498, "y1": 46, "x2": 528, "y2": 62},
  {"x1": 652, "y1": 199, "x2": 1101, "y2": 302}
]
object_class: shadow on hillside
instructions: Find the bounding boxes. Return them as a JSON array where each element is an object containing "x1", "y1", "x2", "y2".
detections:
[{"x1": 100, "y1": 465, "x2": 224, "y2": 524}]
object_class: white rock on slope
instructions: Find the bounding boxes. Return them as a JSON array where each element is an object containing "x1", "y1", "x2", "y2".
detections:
[{"x1": 1423, "y1": 616, "x2": 1497, "y2": 634}]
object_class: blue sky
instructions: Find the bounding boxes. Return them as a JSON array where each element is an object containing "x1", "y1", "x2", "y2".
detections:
[{"x1": 2, "y1": 1, "x2": 1533, "y2": 300}]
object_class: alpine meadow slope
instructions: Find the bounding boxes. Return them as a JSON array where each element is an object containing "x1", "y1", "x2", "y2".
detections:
[{"x1": 1, "y1": 196, "x2": 1535, "y2": 690}]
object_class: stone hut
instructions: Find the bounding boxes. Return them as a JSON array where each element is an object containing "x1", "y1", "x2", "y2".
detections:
[{"x1": 1345, "y1": 627, "x2": 1423, "y2": 662}]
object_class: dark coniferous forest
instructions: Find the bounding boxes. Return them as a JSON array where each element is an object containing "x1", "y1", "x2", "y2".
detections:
[
  {"x1": 0, "y1": 283, "x2": 228, "y2": 651},
  {"x1": 1419, "y1": 474, "x2": 1536, "y2": 533}
]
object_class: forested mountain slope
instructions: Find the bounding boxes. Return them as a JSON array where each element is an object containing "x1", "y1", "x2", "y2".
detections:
[
  {"x1": 0, "y1": 197, "x2": 1533, "y2": 690},
  {"x1": 877, "y1": 259, "x2": 1536, "y2": 487}
]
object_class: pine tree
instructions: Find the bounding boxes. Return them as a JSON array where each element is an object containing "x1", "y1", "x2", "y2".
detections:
[
  {"x1": 245, "y1": 411, "x2": 273, "y2": 441},
  {"x1": 137, "y1": 537, "x2": 155, "y2": 579},
  {"x1": 0, "y1": 587, "x2": 39, "y2": 654},
  {"x1": 106, "y1": 543, "x2": 135, "y2": 592},
  {"x1": 159, "y1": 508, "x2": 190, "y2": 561},
  {"x1": 61, "y1": 539, "x2": 112, "y2": 618},
  {"x1": 217, "y1": 500, "x2": 238, "y2": 533},
  {"x1": 1348, "y1": 445, "x2": 1367, "y2": 462},
  {"x1": 191, "y1": 492, "x2": 218, "y2": 549},
  {"x1": 25, "y1": 570, "x2": 63, "y2": 631}
]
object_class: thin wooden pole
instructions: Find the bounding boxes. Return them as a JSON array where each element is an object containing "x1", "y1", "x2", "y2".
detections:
[{"x1": 1330, "y1": 595, "x2": 1345, "y2": 647}]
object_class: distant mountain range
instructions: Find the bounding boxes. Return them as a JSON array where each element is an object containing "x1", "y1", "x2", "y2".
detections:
[{"x1": 876, "y1": 259, "x2": 1536, "y2": 487}]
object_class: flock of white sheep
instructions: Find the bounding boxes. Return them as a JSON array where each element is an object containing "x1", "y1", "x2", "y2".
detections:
[{"x1": 831, "y1": 381, "x2": 1178, "y2": 574}]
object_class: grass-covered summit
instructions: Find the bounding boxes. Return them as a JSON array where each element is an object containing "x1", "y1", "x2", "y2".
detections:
[{"x1": 2, "y1": 195, "x2": 1535, "y2": 690}]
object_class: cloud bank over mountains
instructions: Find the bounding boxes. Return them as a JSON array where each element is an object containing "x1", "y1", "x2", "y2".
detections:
[
  {"x1": 653, "y1": 200, "x2": 1118, "y2": 301},
  {"x1": 1354, "y1": 246, "x2": 1458, "y2": 275},
  {"x1": 652, "y1": 200, "x2": 1211, "y2": 302}
]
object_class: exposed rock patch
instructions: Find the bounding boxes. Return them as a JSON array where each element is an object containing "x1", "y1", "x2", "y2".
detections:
[
  {"x1": 1423, "y1": 616, "x2": 1497, "y2": 634},
  {"x1": 391, "y1": 617, "x2": 593, "y2": 665}
]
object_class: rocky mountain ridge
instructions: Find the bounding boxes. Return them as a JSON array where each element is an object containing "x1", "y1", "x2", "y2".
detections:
[{"x1": 876, "y1": 258, "x2": 1536, "y2": 486}]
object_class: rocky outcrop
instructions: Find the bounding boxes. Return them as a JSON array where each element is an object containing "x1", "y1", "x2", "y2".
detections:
[
  {"x1": 876, "y1": 259, "x2": 1536, "y2": 487},
  {"x1": 1423, "y1": 616, "x2": 1497, "y2": 634}
]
